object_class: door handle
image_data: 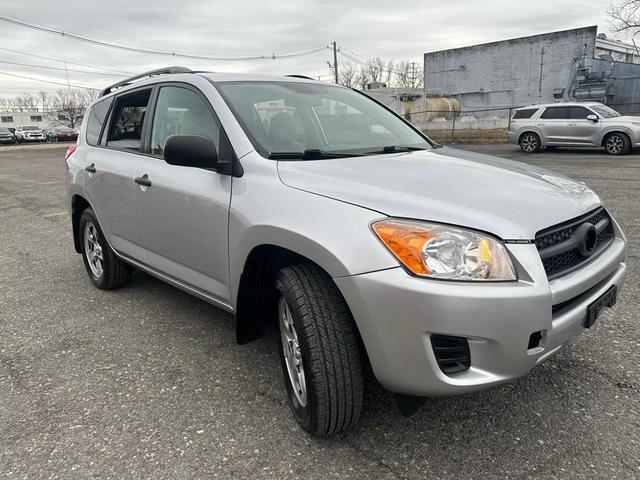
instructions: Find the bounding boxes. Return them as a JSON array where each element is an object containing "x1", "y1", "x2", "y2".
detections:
[
  {"x1": 134, "y1": 174, "x2": 152, "y2": 187},
  {"x1": 85, "y1": 163, "x2": 96, "y2": 173}
]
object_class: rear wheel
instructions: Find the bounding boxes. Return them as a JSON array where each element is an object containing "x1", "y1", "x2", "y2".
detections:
[
  {"x1": 604, "y1": 132, "x2": 630, "y2": 155},
  {"x1": 275, "y1": 264, "x2": 363, "y2": 436},
  {"x1": 79, "y1": 208, "x2": 132, "y2": 290},
  {"x1": 519, "y1": 132, "x2": 541, "y2": 153}
]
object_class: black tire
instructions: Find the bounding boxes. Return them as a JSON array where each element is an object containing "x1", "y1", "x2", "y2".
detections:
[
  {"x1": 275, "y1": 264, "x2": 363, "y2": 436},
  {"x1": 79, "y1": 208, "x2": 131, "y2": 290},
  {"x1": 519, "y1": 132, "x2": 541, "y2": 153},
  {"x1": 603, "y1": 132, "x2": 630, "y2": 155}
]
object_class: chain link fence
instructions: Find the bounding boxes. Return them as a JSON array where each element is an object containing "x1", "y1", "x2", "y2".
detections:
[{"x1": 402, "y1": 103, "x2": 640, "y2": 144}]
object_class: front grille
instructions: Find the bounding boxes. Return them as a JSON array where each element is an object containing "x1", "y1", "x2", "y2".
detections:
[
  {"x1": 535, "y1": 207, "x2": 614, "y2": 279},
  {"x1": 430, "y1": 335, "x2": 470, "y2": 375}
]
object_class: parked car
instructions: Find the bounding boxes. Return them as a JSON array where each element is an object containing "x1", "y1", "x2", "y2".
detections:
[
  {"x1": 48, "y1": 126, "x2": 79, "y2": 142},
  {"x1": 0, "y1": 126, "x2": 17, "y2": 144},
  {"x1": 509, "y1": 102, "x2": 640, "y2": 155},
  {"x1": 66, "y1": 68, "x2": 627, "y2": 436},
  {"x1": 14, "y1": 125, "x2": 47, "y2": 143}
]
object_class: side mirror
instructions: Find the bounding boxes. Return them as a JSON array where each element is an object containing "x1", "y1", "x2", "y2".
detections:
[
  {"x1": 586, "y1": 114, "x2": 598, "y2": 122},
  {"x1": 163, "y1": 134, "x2": 218, "y2": 170}
]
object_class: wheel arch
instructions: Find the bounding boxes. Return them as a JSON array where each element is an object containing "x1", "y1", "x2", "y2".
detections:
[
  {"x1": 600, "y1": 129, "x2": 632, "y2": 146},
  {"x1": 71, "y1": 194, "x2": 92, "y2": 253},
  {"x1": 234, "y1": 242, "x2": 364, "y2": 351},
  {"x1": 518, "y1": 130, "x2": 543, "y2": 144}
]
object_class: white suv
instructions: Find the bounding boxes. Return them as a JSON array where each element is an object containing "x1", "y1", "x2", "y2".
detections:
[{"x1": 508, "y1": 102, "x2": 639, "y2": 155}]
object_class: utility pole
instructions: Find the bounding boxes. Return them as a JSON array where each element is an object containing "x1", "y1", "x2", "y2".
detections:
[
  {"x1": 333, "y1": 41, "x2": 339, "y2": 84},
  {"x1": 538, "y1": 46, "x2": 546, "y2": 102}
]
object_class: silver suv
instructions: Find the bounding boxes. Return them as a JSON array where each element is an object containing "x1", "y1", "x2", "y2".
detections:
[
  {"x1": 65, "y1": 68, "x2": 627, "y2": 436},
  {"x1": 509, "y1": 102, "x2": 640, "y2": 155}
]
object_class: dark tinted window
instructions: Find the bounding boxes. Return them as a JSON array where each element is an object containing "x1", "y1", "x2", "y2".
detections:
[
  {"x1": 567, "y1": 106, "x2": 591, "y2": 119},
  {"x1": 540, "y1": 107, "x2": 568, "y2": 119},
  {"x1": 1, "y1": 116, "x2": 13, "y2": 123},
  {"x1": 107, "y1": 89, "x2": 151, "y2": 151},
  {"x1": 30, "y1": 115, "x2": 42, "y2": 122},
  {"x1": 86, "y1": 97, "x2": 113, "y2": 146},
  {"x1": 513, "y1": 108, "x2": 537, "y2": 119}
]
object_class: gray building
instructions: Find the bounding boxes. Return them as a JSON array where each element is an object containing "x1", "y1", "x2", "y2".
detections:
[
  {"x1": 424, "y1": 26, "x2": 598, "y2": 112},
  {"x1": 424, "y1": 26, "x2": 640, "y2": 116}
]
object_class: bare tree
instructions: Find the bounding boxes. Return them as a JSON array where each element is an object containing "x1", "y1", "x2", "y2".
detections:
[
  {"x1": 38, "y1": 91, "x2": 50, "y2": 112},
  {"x1": 384, "y1": 60, "x2": 395, "y2": 86},
  {"x1": 49, "y1": 89, "x2": 98, "y2": 128},
  {"x1": 337, "y1": 61, "x2": 358, "y2": 88},
  {"x1": 366, "y1": 57, "x2": 386, "y2": 83},
  {"x1": 356, "y1": 65, "x2": 371, "y2": 90},
  {"x1": 609, "y1": 0, "x2": 640, "y2": 34},
  {"x1": 394, "y1": 60, "x2": 424, "y2": 89}
]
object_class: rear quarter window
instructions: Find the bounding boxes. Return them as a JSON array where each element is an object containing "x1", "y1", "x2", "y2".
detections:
[
  {"x1": 86, "y1": 97, "x2": 113, "y2": 146},
  {"x1": 513, "y1": 108, "x2": 538, "y2": 119}
]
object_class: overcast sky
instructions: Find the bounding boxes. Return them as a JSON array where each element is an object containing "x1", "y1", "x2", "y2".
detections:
[{"x1": 0, "y1": 0, "x2": 622, "y2": 98}]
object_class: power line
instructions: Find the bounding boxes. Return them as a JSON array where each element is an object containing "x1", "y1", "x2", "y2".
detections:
[
  {"x1": 0, "y1": 70, "x2": 98, "y2": 90},
  {"x1": 0, "y1": 15, "x2": 330, "y2": 61},
  {"x1": 0, "y1": 59, "x2": 124, "y2": 77},
  {"x1": 0, "y1": 46, "x2": 134, "y2": 74}
]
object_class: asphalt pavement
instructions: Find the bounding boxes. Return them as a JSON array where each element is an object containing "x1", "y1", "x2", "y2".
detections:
[{"x1": 0, "y1": 144, "x2": 638, "y2": 479}]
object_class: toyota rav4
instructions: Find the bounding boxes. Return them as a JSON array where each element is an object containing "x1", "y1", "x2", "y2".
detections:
[{"x1": 65, "y1": 67, "x2": 627, "y2": 436}]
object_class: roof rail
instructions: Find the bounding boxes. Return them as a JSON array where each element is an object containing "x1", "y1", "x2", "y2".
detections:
[
  {"x1": 285, "y1": 74, "x2": 316, "y2": 80},
  {"x1": 100, "y1": 66, "x2": 193, "y2": 97}
]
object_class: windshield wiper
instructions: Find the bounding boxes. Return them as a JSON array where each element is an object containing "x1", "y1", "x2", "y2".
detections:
[
  {"x1": 363, "y1": 145, "x2": 429, "y2": 155},
  {"x1": 268, "y1": 149, "x2": 362, "y2": 160}
]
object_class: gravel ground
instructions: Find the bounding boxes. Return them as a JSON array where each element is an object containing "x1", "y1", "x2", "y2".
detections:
[{"x1": 0, "y1": 144, "x2": 638, "y2": 479}]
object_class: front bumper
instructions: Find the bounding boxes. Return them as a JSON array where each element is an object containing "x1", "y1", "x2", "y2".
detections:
[
  {"x1": 0, "y1": 137, "x2": 15, "y2": 143},
  {"x1": 335, "y1": 232, "x2": 626, "y2": 397}
]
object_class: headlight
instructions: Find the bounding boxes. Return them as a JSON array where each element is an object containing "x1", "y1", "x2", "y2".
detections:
[
  {"x1": 632, "y1": 122, "x2": 640, "y2": 127},
  {"x1": 372, "y1": 219, "x2": 517, "y2": 281}
]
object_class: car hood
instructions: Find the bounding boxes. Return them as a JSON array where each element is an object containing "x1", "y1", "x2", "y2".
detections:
[{"x1": 277, "y1": 147, "x2": 602, "y2": 240}]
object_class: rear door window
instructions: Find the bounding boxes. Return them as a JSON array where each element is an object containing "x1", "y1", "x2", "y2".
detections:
[
  {"x1": 540, "y1": 107, "x2": 568, "y2": 120},
  {"x1": 86, "y1": 97, "x2": 113, "y2": 146},
  {"x1": 106, "y1": 89, "x2": 152, "y2": 151},
  {"x1": 513, "y1": 108, "x2": 538, "y2": 119}
]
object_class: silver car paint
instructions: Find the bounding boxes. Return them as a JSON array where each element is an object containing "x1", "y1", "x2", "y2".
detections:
[
  {"x1": 509, "y1": 102, "x2": 640, "y2": 147},
  {"x1": 67, "y1": 73, "x2": 627, "y2": 397},
  {"x1": 277, "y1": 147, "x2": 601, "y2": 240}
]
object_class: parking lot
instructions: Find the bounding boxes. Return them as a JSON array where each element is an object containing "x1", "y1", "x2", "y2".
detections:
[{"x1": 1, "y1": 144, "x2": 638, "y2": 479}]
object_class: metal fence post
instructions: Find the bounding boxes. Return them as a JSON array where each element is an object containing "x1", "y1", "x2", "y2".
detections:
[{"x1": 451, "y1": 114, "x2": 456, "y2": 143}]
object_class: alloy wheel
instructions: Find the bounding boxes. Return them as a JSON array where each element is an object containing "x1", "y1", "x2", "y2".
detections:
[
  {"x1": 279, "y1": 296, "x2": 307, "y2": 407},
  {"x1": 84, "y1": 221, "x2": 104, "y2": 278},
  {"x1": 606, "y1": 135, "x2": 624, "y2": 154},
  {"x1": 521, "y1": 134, "x2": 538, "y2": 152}
]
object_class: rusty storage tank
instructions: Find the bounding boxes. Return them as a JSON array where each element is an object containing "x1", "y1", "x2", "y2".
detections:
[{"x1": 401, "y1": 97, "x2": 459, "y2": 123}]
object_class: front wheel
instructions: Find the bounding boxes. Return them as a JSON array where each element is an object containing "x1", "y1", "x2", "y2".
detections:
[
  {"x1": 275, "y1": 264, "x2": 364, "y2": 436},
  {"x1": 604, "y1": 133, "x2": 630, "y2": 155},
  {"x1": 519, "y1": 132, "x2": 541, "y2": 153}
]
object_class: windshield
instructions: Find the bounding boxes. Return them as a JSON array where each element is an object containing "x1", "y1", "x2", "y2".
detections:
[
  {"x1": 216, "y1": 81, "x2": 431, "y2": 159},
  {"x1": 22, "y1": 126, "x2": 40, "y2": 131},
  {"x1": 0, "y1": 127, "x2": 9, "y2": 133},
  {"x1": 57, "y1": 127, "x2": 73, "y2": 131},
  {"x1": 589, "y1": 104, "x2": 621, "y2": 118}
]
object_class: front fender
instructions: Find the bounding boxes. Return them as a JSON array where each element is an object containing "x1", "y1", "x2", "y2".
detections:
[{"x1": 227, "y1": 156, "x2": 398, "y2": 308}]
